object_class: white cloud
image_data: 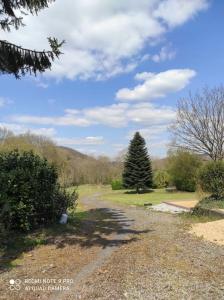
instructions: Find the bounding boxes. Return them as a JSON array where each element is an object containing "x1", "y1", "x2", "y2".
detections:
[
  {"x1": 35, "y1": 80, "x2": 49, "y2": 89},
  {"x1": 128, "y1": 125, "x2": 168, "y2": 140},
  {"x1": 154, "y1": 0, "x2": 208, "y2": 27},
  {"x1": 149, "y1": 139, "x2": 170, "y2": 157},
  {"x1": 0, "y1": 123, "x2": 57, "y2": 137},
  {"x1": 112, "y1": 143, "x2": 126, "y2": 150},
  {"x1": 55, "y1": 136, "x2": 104, "y2": 146},
  {"x1": 152, "y1": 45, "x2": 176, "y2": 62},
  {"x1": 126, "y1": 127, "x2": 171, "y2": 157},
  {"x1": 0, "y1": 123, "x2": 104, "y2": 149},
  {"x1": 2, "y1": 0, "x2": 208, "y2": 80},
  {"x1": 10, "y1": 102, "x2": 176, "y2": 128},
  {"x1": 31, "y1": 127, "x2": 57, "y2": 137},
  {"x1": 12, "y1": 115, "x2": 92, "y2": 127},
  {"x1": 116, "y1": 69, "x2": 196, "y2": 101},
  {"x1": 126, "y1": 103, "x2": 175, "y2": 125},
  {"x1": 128, "y1": 128, "x2": 170, "y2": 157},
  {"x1": 84, "y1": 103, "x2": 129, "y2": 127},
  {"x1": 0, "y1": 97, "x2": 13, "y2": 107},
  {"x1": 0, "y1": 123, "x2": 25, "y2": 134}
]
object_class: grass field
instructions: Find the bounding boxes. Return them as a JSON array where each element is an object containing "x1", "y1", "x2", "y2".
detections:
[
  {"x1": 76, "y1": 184, "x2": 109, "y2": 198},
  {"x1": 76, "y1": 185, "x2": 198, "y2": 207}
]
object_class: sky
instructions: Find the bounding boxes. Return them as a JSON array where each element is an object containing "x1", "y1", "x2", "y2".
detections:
[{"x1": 0, "y1": 0, "x2": 223, "y2": 158}]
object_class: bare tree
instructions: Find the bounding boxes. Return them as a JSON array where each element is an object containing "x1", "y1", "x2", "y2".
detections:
[
  {"x1": 171, "y1": 86, "x2": 224, "y2": 161},
  {"x1": 0, "y1": 127, "x2": 13, "y2": 142}
]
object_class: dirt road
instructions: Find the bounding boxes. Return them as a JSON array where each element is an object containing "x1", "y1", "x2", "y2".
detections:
[
  {"x1": 1, "y1": 194, "x2": 224, "y2": 300},
  {"x1": 56, "y1": 194, "x2": 224, "y2": 300}
]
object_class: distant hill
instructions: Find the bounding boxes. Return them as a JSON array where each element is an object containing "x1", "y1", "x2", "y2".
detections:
[
  {"x1": 58, "y1": 146, "x2": 95, "y2": 161},
  {"x1": 58, "y1": 145, "x2": 170, "y2": 170}
]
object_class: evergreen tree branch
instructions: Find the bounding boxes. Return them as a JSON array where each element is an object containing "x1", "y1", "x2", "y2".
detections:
[
  {"x1": 0, "y1": 0, "x2": 64, "y2": 77},
  {"x1": 1, "y1": 0, "x2": 55, "y2": 16},
  {"x1": 0, "y1": 16, "x2": 24, "y2": 31},
  {"x1": 0, "y1": 38, "x2": 64, "y2": 78},
  {"x1": 0, "y1": 0, "x2": 55, "y2": 31}
]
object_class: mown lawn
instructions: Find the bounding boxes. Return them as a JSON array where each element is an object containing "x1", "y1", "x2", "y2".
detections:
[
  {"x1": 69, "y1": 184, "x2": 109, "y2": 199},
  {"x1": 76, "y1": 185, "x2": 198, "y2": 207}
]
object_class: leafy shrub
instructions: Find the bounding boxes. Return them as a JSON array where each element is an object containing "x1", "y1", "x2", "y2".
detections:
[
  {"x1": 153, "y1": 170, "x2": 169, "y2": 188},
  {"x1": 192, "y1": 196, "x2": 224, "y2": 218},
  {"x1": 175, "y1": 177, "x2": 196, "y2": 192},
  {"x1": 195, "y1": 196, "x2": 224, "y2": 209},
  {"x1": 0, "y1": 150, "x2": 77, "y2": 232},
  {"x1": 198, "y1": 161, "x2": 224, "y2": 199},
  {"x1": 111, "y1": 179, "x2": 123, "y2": 190},
  {"x1": 167, "y1": 150, "x2": 202, "y2": 192}
]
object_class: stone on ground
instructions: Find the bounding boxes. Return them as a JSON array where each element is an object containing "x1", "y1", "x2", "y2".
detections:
[{"x1": 150, "y1": 203, "x2": 189, "y2": 213}]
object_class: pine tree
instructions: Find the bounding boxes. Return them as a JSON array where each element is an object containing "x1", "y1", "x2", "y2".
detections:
[
  {"x1": 122, "y1": 132, "x2": 153, "y2": 193},
  {"x1": 0, "y1": 0, "x2": 64, "y2": 78}
]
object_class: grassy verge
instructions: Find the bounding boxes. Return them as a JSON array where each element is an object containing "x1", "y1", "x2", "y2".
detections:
[
  {"x1": 73, "y1": 184, "x2": 198, "y2": 207},
  {"x1": 180, "y1": 211, "x2": 223, "y2": 224},
  {"x1": 1, "y1": 186, "x2": 106, "y2": 270},
  {"x1": 68, "y1": 184, "x2": 110, "y2": 199},
  {"x1": 181, "y1": 197, "x2": 224, "y2": 225},
  {"x1": 99, "y1": 188, "x2": 198, "y2": 207},
  {"x1": 194, "y1": 197, "x2": 224, "y2": 210},
  {"x1": 0, "y1": 204, "x2": 90, "y2": 270}
]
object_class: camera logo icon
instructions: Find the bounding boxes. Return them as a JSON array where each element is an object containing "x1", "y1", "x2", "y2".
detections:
[{"x1": 9, "y1": 279, "x2": 21, "y2": 291}]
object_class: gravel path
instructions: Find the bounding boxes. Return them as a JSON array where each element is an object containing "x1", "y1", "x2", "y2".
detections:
[
  {"x1": 49, "y1": 194, "x2": 137, "y2": 300},
  {"x1": 63, "y1": 194, "x2": 224, "y2": 300},
  {"x1": 2, "y1": 194, "x2": 223, "y2": 300}
]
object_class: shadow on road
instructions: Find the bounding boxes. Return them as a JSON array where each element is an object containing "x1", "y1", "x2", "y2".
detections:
[
  {"x1": 48, "y1": 207, "x2": 151, "y2": 248},
  {"x1": 0, "y1": 207, "x2": 151, "y2": 272}
]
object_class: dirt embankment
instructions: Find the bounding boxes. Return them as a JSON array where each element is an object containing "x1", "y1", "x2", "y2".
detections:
[{"x1": 190, "y1": 219, "x2": 224, "y2": 246}]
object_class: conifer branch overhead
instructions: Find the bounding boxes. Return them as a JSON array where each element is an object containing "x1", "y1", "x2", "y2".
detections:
[
  {"x1": 0, "y1": 0, "x2": 55, "y2": 31},
  {"x1": 1, "y1": 0, "x2": 55, "y2": 17},
  {"x1": 0, "y1": 0, "x2": 64, "y2": 78},
  {"x1": 0, "y1": 38, "x2": 64, "y2": 78}
]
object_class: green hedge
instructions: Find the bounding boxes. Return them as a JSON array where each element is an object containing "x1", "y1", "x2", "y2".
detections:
[
  {"x1": 0, "y1": 150, "x2": 77, "y2": 232},
  {"x1": 199, "y1": 161, "x2": 224, "y2": 199},
  {"x1": 111, "y1": 179, "x2": 123, "y2": 190},
  {"x1": 167, "y1": 150, "x2": 202, "y2": 192},
  {"x1": 153, "y1": 170, "x2": 169, "y2": 188}
]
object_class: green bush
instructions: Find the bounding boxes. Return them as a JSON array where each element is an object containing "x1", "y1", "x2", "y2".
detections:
[
  {"x1": 0, "y1": 150, "x2": 77, "y2": 232},
  {"x1": 153, "y1": 170, "x2": 169, "y2": 188},
  {"x1": 167, "y1": 150, "x2": 202, "y2": 192},
  {"x1": 198, "y1": 161, "x2": 224, "y2": 199},
  {"x1": 111, "y1": 179, "x2": 123, "y2": 190},
  {"x1": 192, "y1": 196, "x2": 224, "y2": 218}
]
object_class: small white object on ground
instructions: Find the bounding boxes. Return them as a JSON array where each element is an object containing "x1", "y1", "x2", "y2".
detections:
[
  {"x1": 59, "y1": 213, "x2": 68, "y2": 224},
  {"x1": 149, "y1": 203, "x2": 189, "y2": 214}
]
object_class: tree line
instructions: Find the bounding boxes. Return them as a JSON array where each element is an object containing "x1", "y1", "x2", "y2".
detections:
[{"x1": 0, "y1": 129, "x2": 122, "y2": 187}]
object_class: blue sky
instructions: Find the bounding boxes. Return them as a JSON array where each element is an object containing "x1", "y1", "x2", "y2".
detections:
[{"x1": 0, "y1": 0, "x2": 223, "y2": 158}]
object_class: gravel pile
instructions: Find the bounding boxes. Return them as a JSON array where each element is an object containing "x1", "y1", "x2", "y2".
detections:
[{"x1": 190, "y1": 219, "x2": 224, "y2": 246}]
